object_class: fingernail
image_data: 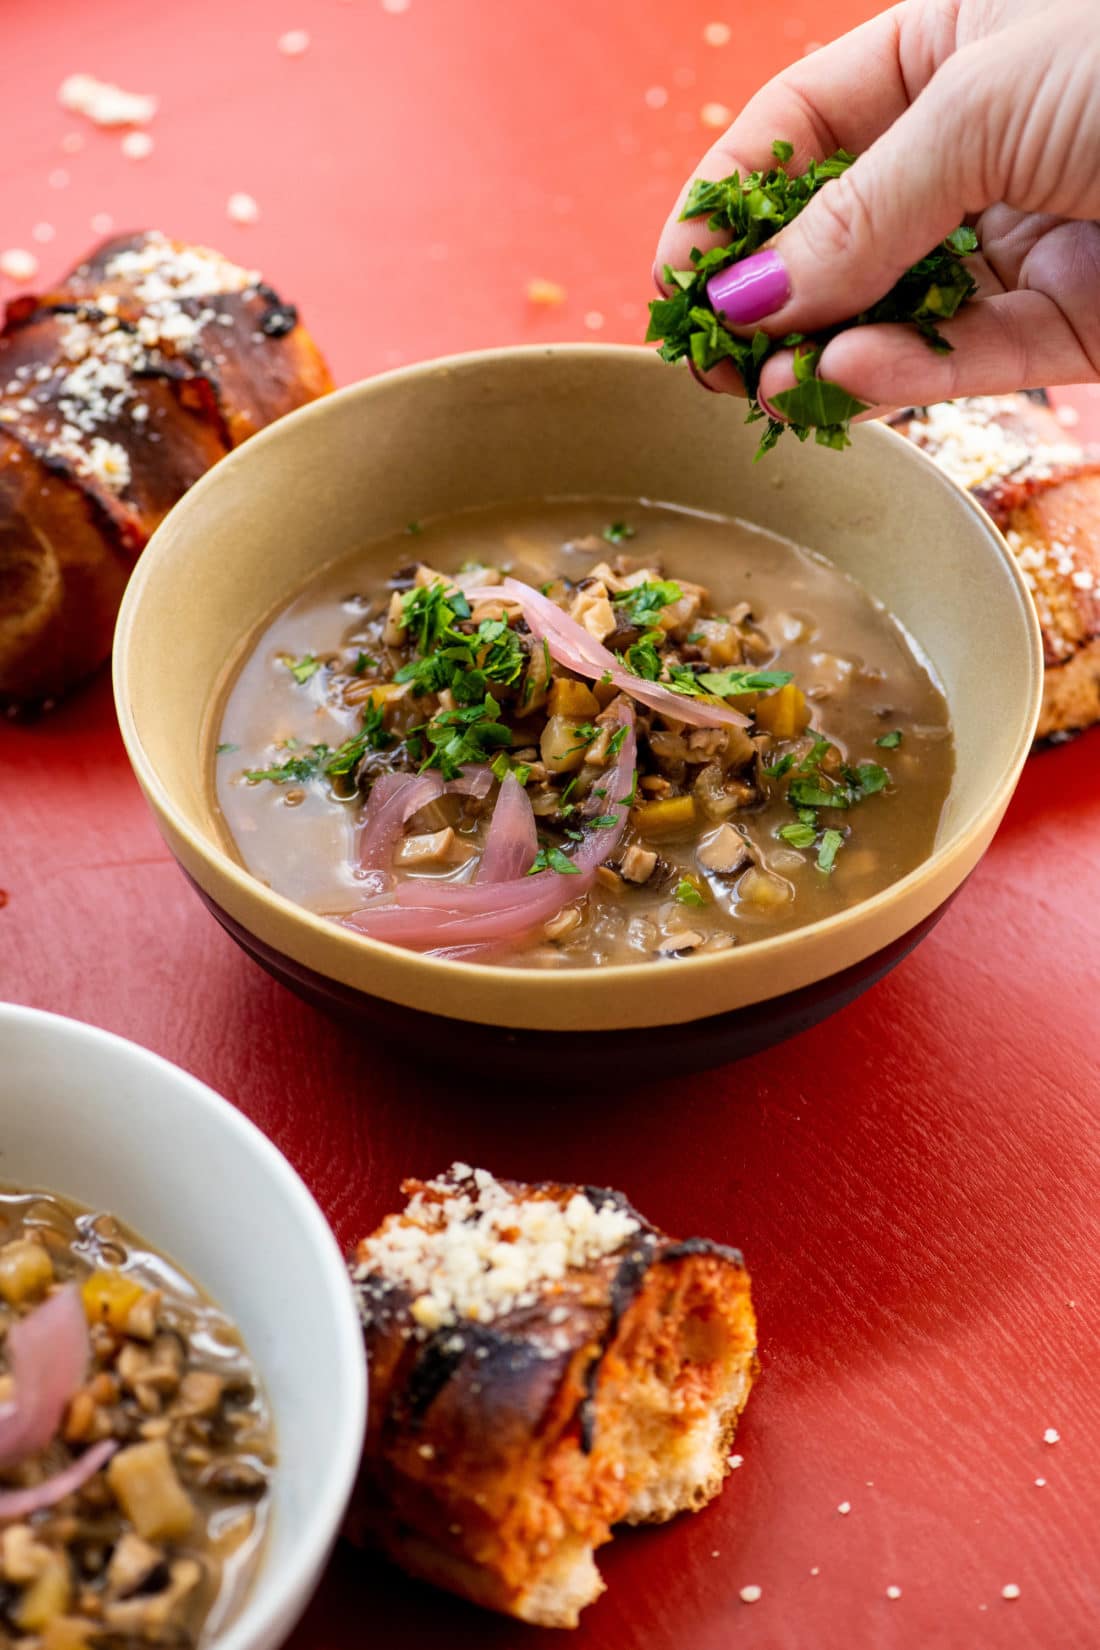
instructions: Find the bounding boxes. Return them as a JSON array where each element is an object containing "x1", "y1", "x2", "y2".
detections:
[
  {"x1": 706, "y1": 250, "x2": 790, "y2": 328},
  {"x1": 688, "y1": 362, "x2": 719, "y2": 393},
  {"x1": 652, "y1": 262, "x2": 666, "y2": 296}
]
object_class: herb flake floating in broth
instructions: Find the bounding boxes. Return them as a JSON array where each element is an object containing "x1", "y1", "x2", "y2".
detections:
[
  {"x1": 215, "y1": 500, "x2": 953, "y2": 967},
  {"x1": 647, "y1": 141, "x2": 979, "y2": 456}
]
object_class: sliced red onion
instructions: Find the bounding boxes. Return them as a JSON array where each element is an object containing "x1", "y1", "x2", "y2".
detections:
[
  {"x1": 359, "y1": 773, "x2": 445, "y2": 877},
  {"x1": 0, "y1": 1438, "x2": 117, "y2": 1521},
  {"x1": 343, "y1": 707, "x2": 637, "y2": 952},
  {"x1": 481, "y1": 578, "x2": 750, "y2": 730},
  {"x1": 445, "y1": 766, "x2": 494, "y2": 800},
  {"x1": 0, "y1": 1284, "x2": 90, "y2": 1471},
  {"x1": 358, "y1": 767, "x2": 495, "y2": 885},
  {"x1": 477, "y1": 775, "x2": 538, "y2": 883}
]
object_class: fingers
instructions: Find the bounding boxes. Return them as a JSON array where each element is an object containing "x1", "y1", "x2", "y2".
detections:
[
  {"x1": 655, "y1": 5, "x2": 915, "y2": 283},
  {"x1": 703, "y1": 10, "x2": 1100, "y2": 342},
  {"x1": 756, "y1": 289, "x2": 1100, "y2": 414}
]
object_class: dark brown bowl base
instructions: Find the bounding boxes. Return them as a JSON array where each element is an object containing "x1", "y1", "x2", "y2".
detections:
[{"x1": 188, "y1": 873, "x2": 958, "y2": 1083}]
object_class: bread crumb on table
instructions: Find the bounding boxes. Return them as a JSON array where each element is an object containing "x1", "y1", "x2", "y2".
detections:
[
  {"x1": 526, "y1": 277, "x2": 566, "y2": 307},
  {"x1": 1002, "y1": 1584, "x2": 1021, "y2": 1601},
  {"x1": 58, "y1": 72, "x2": 157, "y2": 126},
  {"x1": 121, "y1": 131, "x2": 154, "y2": 160},
  {"x1": 277, "y1": 29, "x2": 311, "y2": 55},
  {"x1": 0, "y1": 249, "x2": 39, "y2": 282},
  {"x1": 739, "y1": 1585, "x2": 762, "y2": 1604},
  {"x1": 227, "y1": 193, "x2": 261, "y2": 225}
]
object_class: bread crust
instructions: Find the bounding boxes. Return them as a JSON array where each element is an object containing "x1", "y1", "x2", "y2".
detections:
[
  {"x1": 349, "y1": 1172, "x2": 757, "y2": 1628},
  {"x1": 0, "y1": 232, "x2": 332, "y2": 703}
]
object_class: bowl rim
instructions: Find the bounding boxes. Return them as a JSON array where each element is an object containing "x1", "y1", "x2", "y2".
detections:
[
  {"x1": 113, "y1": 343, "x2": 1044, "y2": 1022},
  {"x1": 0, "y1": 1002, "x2": 367, "y2": 1650}
]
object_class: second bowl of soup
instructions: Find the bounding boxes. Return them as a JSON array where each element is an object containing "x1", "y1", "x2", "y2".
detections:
[{"x1": 113, "y1": 345, "x2": 1041, "y2": 1073}]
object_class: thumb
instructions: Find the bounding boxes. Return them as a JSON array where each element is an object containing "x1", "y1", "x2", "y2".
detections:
[{"x1": 705, "y1": 42, "x2": 1002, "y2": 339}]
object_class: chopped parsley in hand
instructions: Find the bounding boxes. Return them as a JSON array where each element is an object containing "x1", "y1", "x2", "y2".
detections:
[{"x1": 646, "y1": 140, "x2": 978, "y2": 456}]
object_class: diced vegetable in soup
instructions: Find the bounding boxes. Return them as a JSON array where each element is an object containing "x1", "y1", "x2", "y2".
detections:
[
  {"x1": 0, "y1": 1189, "x2": 274, "y2": 1649},
  {"x1": 215, "y1": 501, "x2": 953, "y2": 967}
]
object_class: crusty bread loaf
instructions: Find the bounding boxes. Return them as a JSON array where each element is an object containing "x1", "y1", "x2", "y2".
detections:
[
  {"x1": 895, "y1": 396, "x2": 1100, "y2": 739},
  {"x1": 0, "y1": 231, "x2": 332, "y2": 704},
  {"x1": 348, "y1": 1167, "x2": 757, "y2": 1628}
]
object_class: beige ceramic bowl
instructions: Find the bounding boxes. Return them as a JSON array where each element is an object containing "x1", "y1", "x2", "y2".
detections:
[{"x1": 113, "y1": 346, "x2": 1042, "y2": 1074}]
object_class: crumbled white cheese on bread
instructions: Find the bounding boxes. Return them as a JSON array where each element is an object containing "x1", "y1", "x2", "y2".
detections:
[
  {"x1": 904, "y1": 398, "x2": 1082, "y2": 491},
  {"x1": 354, "y1": 1165, "x2": 639, "y2": 1330}
]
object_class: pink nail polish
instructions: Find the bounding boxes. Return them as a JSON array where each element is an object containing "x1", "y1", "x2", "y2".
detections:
[{"x1": 706, "y1": 250, "x2": 790, "y2": 328}]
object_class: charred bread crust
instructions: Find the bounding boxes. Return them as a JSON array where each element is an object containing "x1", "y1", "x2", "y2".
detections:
[
  {"x1": 894, "y1": 395, "x2": 1100, "y2": 738},
  {"x1": 348, "y1": 1169, "x2": 757, "y2": 1628},
  {"x1": 0, "y1": 231, "x2": 332, "y2": 704}
]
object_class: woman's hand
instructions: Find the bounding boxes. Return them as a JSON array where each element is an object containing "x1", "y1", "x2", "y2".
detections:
[{"x1": 655, "y1": 0, "x2": 1100, "y2": 414}]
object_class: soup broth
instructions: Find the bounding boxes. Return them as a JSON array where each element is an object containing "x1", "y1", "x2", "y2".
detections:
[
  {"x1": 215, "y1": 500, "x2": 953, "y2": 967},
  {"x1": 0, "y1": 1188, "x2": 274, "y2": 1648}
]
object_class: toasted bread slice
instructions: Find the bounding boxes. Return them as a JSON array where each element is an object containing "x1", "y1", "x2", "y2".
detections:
[{"x1": 348, "y1": 1167, "x2": 757, "y2": 1628}]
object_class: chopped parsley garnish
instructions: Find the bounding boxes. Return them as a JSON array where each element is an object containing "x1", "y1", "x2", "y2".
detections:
[
  {"x1": 613, "y1": 580, "x2": 681, "y2": 627},
  {"x1": 244, "y1": 707, "x2": 395, "y2": 787},
  {"x1": 215, "y1": 742, "x2": 238, "y2": 755},
  {"x1": 607, "y1": 726, "x2": 629, "y2": 758},
  {"x1": 491, "y1": 752, "x2": 532, "y2": 787},
  {"x1": 623, "y1": 631, "x2": 664, "y2": 681},
  {"x1": 696, "y1": 666, "x2": 792, "y2": 697},
  {"x1": 352, "y1": 651, "x2": 376, "y2": 676},
  {"x1": 686, "y1": 631, "x2": 705, "y2": 643},
  {"x1": 602, "y1": 521, "x2": 636, "y2": 544},
  {"x1": 764, "y1": 751, "x2": 796, "y2": 779},
  {"x1": 528, "y1": 844, "x2": 580, "y2": 875},
  {"x1": 777, "y1": 820, "x2": 817, "y2": 849},
  {"x1": 674, "y1": 877, "x2": 706, "y2": 907},
  {"x1": 410, "y1": 693, "x2": 512, "y2": 781},
  {"x1": 566, "y1": 722, "x2": 600, "y2": 753},
  {"x1": 817, "y1": 828, "x2": 845, "y2": 873},
  {"x1": 586, "y1": 813, "x2": 619, "y2": 830},
  {"x1": 244, "y1": 753, "x2": 320, "y2": 785},
  {"x1": 646, "y1": 140, "x2": 978, "y2": 456},
  {"x1": 401, "y1": 581, "x2": 470, "y2": 654},
  {"x1": 876, "y1": 729, "x2": 903, "y2": 748},
  {"x1": 283, "y1": 653, "x2": 322, "y2": 685},
  {"x1": 406, "y1": 520, "x2": 424, "y2": 535}
]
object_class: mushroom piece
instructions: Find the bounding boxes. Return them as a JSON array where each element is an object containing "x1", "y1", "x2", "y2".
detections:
[
  {"x1": 696, "y1": 825, "x2": 750, "y2": 876},
  {"x1": 620, "y1": 845, "x2": 658, "y2": 885}
]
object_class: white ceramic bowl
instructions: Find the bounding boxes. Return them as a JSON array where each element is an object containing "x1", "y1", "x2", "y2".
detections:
[{"x1": 0, "y1": 1003, "x2": 366, "y2": 1650}]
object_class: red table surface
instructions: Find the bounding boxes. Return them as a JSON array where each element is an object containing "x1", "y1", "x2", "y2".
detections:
[{"x1": 3, "y1": 2, "x2": 1099, "y2": 1646}]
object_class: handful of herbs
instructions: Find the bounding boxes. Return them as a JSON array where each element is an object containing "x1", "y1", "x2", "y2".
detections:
[{"x1": 646, "y1": 141, "x2": 978, "y2": 457}]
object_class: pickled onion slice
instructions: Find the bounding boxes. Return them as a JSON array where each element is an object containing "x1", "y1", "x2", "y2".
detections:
[
  {"x1": 477, "y1": 775, "x2": 538, "y2": 884},
  {"x1": 0, "y1": 1284, "x2": 90, "y2": 1470},
  {"x1": 480, "y1": 578, "x2": 750, "y2": 730},
  {"x1": 0, "y1": 1438, "x2": 116, "y2": 1520},
  {"x1": 344, "y1": 706, "x2": 637, "y2": 952}
]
